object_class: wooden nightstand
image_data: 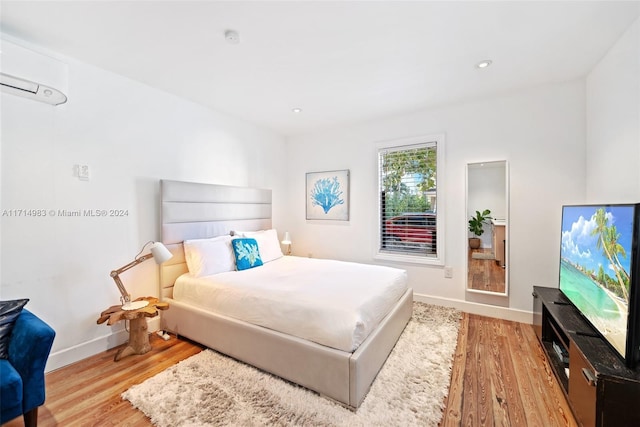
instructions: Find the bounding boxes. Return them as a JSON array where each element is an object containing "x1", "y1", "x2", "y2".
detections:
[{"x1": 97, "y1": 296, "x2": 169, "y2": 361}]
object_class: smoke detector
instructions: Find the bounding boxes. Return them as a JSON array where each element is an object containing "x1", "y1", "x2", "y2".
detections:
[{"x1": 224, "y1": 30, "x2": 240, "y2": 44}]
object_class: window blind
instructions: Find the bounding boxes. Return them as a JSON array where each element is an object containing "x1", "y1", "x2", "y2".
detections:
[{"x1": 378, "y1": 142, "x2": 437, "y2": 257}]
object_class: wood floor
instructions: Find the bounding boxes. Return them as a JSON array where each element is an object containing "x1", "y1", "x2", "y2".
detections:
[
  {"x1": 2, "y1": 335, "x2": 204, "y2": 427},
  {"x1": 468, "y1": 248, "x2": 506, "y2": 293},
  {"x1": 441, "y1": 314, "x2": 576, "y2": 426},
  {"x1": 3, "y1": 315, "x2": 576, "y2": 427}
]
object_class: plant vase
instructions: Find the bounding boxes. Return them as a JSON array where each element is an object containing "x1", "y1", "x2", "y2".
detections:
[{"x1": 469, "y1": 237, "x2": 481, "y2": 249}]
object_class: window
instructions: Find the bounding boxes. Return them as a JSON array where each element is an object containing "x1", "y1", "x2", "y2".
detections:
[{"x1": 376, "y1": 135, "x2": 443, "y2": 264}]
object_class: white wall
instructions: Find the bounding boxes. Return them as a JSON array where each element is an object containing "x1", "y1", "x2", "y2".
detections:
[
  {"x1": 586, "y1": 17, "x2": 639, "y2": 202},
  {"x1": 285, "y1": 80, "x2": 586, "y2": 319},
  {"x1": 0, "y1": 38, "x2": 287, "y2": 370}
]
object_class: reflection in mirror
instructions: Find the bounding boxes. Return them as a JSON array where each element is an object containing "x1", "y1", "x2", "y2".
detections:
[{"x1": 466, "y1": 161, "x2": 508, "y2": 295}]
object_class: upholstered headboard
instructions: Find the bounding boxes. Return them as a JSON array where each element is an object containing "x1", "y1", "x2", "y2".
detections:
[{"x1": 159, "y1": 179, "x2": 272, "y2": 298}]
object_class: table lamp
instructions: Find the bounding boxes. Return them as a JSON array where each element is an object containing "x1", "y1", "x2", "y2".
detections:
[
  {"x1": 110, "y1": 241, "x2": 173, "y2": 310},
  {"x1": 281, "y1": 232, "x2": 292, "y2": 255}
]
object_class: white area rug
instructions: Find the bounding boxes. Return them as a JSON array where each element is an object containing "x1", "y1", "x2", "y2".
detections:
[{"x1": 122, "y1": 302, "x2": 460, "y2": 426}]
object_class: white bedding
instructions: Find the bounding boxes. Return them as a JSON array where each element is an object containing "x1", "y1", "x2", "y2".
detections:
[{"x1": 173, "y1": 256, "x2": 408, "y2": 352}]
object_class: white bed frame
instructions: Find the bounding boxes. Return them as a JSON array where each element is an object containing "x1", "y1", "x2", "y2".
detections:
[{"x1": 159, "y1": 179, "x2": 413, "y2": 409}]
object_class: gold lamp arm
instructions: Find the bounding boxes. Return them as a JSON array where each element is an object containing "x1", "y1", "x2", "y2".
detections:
[{"x1": 110, "y1": 253, "x2": 153, "y2": 305}]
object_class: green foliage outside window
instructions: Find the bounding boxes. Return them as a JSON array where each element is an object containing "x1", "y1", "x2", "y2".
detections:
[{"x1": 381, "y1": 146, "x2": 436, "y2": 217}]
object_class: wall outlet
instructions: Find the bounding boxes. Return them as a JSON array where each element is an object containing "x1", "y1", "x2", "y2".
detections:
[{"x1": 444, "y1": 266, "x2": 453, "y2": 278}]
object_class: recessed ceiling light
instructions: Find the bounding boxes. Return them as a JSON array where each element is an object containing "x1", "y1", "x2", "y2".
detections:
[
  {"x1": 476, "y1": 60, "x2": 492, "y2": 69},
  {"x1": 292, "y1": 108, "x2": 302, "y2": 113}
]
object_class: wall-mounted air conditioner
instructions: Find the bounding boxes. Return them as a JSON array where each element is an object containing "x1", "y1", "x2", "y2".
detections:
[{"x1": 0, "y1": 72, "x2": 67, "y2": 105}]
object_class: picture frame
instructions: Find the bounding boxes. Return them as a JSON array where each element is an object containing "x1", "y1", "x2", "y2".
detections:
[{"x1": 306, "y1": 170, "x2": 350, "y2": 221}]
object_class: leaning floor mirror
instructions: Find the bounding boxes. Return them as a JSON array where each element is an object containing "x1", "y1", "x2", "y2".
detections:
[{"x1": 466, "y1": 160, "x2": 509, "y2": 296}]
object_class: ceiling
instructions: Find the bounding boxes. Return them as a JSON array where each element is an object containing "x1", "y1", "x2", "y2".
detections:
[{"x1": 1, "y1": 1, "x2": 638, "y2": 136}]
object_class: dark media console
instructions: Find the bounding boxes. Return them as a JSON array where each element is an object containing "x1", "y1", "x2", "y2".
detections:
[{"x1": 533, "y1": 286, "x2": 640, "y2": 427}]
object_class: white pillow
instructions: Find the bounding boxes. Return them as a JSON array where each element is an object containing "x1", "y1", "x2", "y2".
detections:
[
  {"x1": 183, "y1": 235, "x2": 235, "y2": 277},
  {"x1": 239, "y1": 229, "x2": 283, "y2": 263}
]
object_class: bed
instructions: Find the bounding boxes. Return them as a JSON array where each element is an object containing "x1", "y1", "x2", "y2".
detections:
[{"x1": 159, "y1": 179, "x2": 413, "y2": 409}]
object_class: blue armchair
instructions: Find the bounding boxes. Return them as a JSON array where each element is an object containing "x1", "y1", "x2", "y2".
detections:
[{"x1": 0, "y1": 309, "x2": 55, "y2": 427}]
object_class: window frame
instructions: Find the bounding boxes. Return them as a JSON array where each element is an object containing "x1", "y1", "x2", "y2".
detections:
[{"x1": 374, "y1": 134, "x2": 445, "y2": 266}]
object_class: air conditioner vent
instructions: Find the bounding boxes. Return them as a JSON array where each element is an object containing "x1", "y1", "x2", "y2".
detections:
[{"x1": 0, "y1": 72, "x2": 67, "y2": 105}]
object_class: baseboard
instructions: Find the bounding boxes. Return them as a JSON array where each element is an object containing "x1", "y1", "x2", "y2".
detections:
[
  {"x1": 414, "y1": 293, "x2": 532, "y2": 324},
  {"x1": 46, "y1": 317, "x2": 162, "y2": 372}
]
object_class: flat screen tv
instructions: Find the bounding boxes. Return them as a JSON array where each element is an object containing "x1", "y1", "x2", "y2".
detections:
[{"x1": 559, "y1": 204, "x2": 640, "y2": 368}]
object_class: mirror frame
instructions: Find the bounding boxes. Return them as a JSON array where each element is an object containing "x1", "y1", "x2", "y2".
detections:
[{"x1": 465, "y1": 160, "x2": 509, "y2": 296}]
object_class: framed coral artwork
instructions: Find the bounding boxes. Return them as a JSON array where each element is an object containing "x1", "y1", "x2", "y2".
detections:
[{"x1": 306, "y1": 169, "x2": 350, "y2": 221}]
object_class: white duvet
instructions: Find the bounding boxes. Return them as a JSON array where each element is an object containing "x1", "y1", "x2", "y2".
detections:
[{"x1": 173, "y1": 256, "x2": 408, "y2": 352}]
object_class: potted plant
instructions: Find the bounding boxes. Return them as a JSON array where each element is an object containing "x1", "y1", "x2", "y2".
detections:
[{"x1": 468, "y1": 209, "x2": 492, "y2": 249}]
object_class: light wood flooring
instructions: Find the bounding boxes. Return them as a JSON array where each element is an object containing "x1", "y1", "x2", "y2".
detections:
[
  {"x1": 3, "y1": 315, "x2": 576, "y2": 427},
  {"x1": 441, "y1": 314, "x2": 576, "y2": 426},
  {"x1": 468, "y1": 248, "x2": 506, "y2": 293}
]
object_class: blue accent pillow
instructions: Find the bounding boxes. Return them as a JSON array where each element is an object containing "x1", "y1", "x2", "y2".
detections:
[
  {"x1": 232, "y1": 238, "x2": 263, "y2": 271},
  {"x1": 0, "y1": 298, "x2": 29, "y2": 359}
]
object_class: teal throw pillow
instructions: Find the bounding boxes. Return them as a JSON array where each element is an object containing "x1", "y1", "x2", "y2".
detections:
[{"x1": 232, "y1": 238, "x2": 263, "y2": 271}]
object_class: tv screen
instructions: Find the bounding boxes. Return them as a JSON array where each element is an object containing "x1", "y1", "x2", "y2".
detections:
[{"x1": 559, "y1": 204, "x2": 640, "y2": 367}]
